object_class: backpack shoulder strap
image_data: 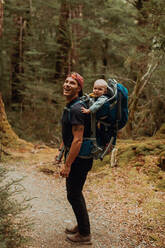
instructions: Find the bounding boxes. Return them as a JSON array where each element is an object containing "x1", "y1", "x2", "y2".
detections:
[
  {"x1": 64, "y1": 98, "x2": 81, "y2": 118},
  {"x1": 116, "y1": 91, "x2": 122, "y2": 130}
]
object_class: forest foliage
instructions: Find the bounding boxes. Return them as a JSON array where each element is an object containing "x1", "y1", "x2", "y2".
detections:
[{"x1": 0, "y1": 0, "x2": 165, "y2": 144}]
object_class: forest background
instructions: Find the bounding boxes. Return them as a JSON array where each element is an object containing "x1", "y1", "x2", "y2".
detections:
[
  {"x1": 0, "y1": 0, "x2": 165, "y2": 146},
  {"x1": 0, "y1": 1, "x2": 165, "y2": 247}
]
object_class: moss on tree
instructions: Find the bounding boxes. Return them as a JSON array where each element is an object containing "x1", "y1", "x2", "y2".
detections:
[{"x1": 0, "y1": 94, "x2": 33, "y2": 159}]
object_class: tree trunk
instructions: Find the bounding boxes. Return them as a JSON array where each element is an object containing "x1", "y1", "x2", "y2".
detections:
[
  {"x1": 126, "y1": 0, "x2": 150, "y2": 81},
  {"x1": 55, "y1": 2, "x2": 84, "y2": 82},
  {"x1": 0, "y1": 93, "x2": 33, "y2": 159},
  {"x1": 126, "y1": 53, "x2": 163, "y2": 135},
  {"x1": 11, "y1": 16, "x2": 25, "y2": 104},
  {"x1": 0, "y1": 0, "x2": 3, "y2": 37},
  {"x1": 101, "y1": 39, "x2": 109, "y2": 78},
  {"x1": 69, "y1": 4, "x2": 83, "y2": 72},
  {"x1": 54, "y1": 1, "x2": 71, "y2": 82},
  {"x1": 125, "y1": 0, "x2": 157, "y2": 135}
]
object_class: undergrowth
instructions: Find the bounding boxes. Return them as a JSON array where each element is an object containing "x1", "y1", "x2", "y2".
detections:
[{"x1": 0, "y1": 166, "x2": 32, "y2": 248}]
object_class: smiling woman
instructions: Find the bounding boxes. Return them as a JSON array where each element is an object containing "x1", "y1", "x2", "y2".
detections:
[{"x1": 0, "y1": 0, "x2": 3, "y2": 37}]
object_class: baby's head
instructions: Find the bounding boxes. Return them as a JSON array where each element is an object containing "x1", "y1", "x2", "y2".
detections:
[{"x1": 93, "y1": 79, "x2": 108, "y2": 97}]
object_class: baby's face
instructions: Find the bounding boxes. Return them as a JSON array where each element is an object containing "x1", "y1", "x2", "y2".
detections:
[{"x1": 93, "y1": 84, "x2": 107, "y2": 97}]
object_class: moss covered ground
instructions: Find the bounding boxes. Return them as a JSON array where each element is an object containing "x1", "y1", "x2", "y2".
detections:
[{"x1": 1, "y1": 128, "x2": 165, "y2": 247}]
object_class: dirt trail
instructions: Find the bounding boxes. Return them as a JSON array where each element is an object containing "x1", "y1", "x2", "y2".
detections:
[{"x1": 4, "y1": 157, "x2": 165, "y2": 248}]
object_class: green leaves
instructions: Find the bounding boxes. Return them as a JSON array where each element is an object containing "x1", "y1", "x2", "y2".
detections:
[{"x1": 0, "y1": 0, "x2": 164, "y2": 142}]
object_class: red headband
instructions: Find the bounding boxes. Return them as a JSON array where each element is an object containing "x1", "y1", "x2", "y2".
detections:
[{"x1": 70, "y1": 72, "x2": 84, "y2": 89}]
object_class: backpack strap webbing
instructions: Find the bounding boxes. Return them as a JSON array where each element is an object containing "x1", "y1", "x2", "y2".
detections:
[
  {"x1": 100, "y1": 136, "x2": 115, "y2": 161},
  {"x1": 116, "y1": 91, "x2": 122, "y2": 131},
  {"x1": 64, "y1": 99, "x2": 95, "y2": 159},
  {"x1": 99, "y1": 92, "x2": 122, "y2": 161}
]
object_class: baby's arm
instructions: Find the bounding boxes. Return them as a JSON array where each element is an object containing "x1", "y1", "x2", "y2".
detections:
[
  {"x1": 81, "y1": 107, "x2": 91, "y2": 114},
  {"x1": 89, "y1": 95, "x2": 108, "y2": 113}
]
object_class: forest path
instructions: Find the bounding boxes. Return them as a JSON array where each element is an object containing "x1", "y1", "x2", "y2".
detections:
[
  {"x1": 5, "y1": 148, "x2": 164, "y2": 248},
  {"x1": 8, "y1": 162, "x2": 114, "y2": 248}
]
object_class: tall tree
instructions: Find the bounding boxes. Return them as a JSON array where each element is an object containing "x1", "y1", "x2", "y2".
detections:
[
  {"x1": 0, "y1": 0, "x2": 3, "y2": 37},
  {"x1": 10, "y1": 1, "x2": 29, "y2": 104},
  {"x1": 0, "y1": 93, "x2": 33, "y2": 159},
  {"x1": 68, "y1": 3, "x2": 83, "y2": 71},
  {"x1": 126, "y1": 0, "x2": 165, "y2": 134},
  {"x1": 54, "y1": 0, "x2": 70, "y2": 82},
  {"x1": 0, "y1": 0, "x2": 164, "y2": 142}
]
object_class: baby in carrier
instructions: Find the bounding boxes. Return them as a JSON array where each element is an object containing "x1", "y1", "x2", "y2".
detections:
[
  {"x1": 81, "y1": 79, "x2": 109, "y2": 115},
  {"x1": 81, "y1": 79, "x2": 116, "y2": 159},
  {"x1": 80, "y1": 78, "x2": 128, "y2": 160}
]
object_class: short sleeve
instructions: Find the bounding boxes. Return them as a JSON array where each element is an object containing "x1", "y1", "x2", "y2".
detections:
[{"x1": 70, "y1": 103, "x2": 85, "y2": 125}]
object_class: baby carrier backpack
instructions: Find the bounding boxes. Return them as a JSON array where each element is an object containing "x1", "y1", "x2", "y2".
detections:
[
  {"x1": 95, "y1": 78, "x2": 128, "y2": 159},
  {"x1": 85, "y1": 78, "x2": 128, "y2": 160},
  {"x1": 61, "y1": 79, "x2": 128, "y2": 161}
]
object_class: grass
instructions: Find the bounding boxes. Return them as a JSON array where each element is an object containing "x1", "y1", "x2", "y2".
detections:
[
  {"x1": 2, "y1": 134, "x2": 165, "y2": 247},
  {"x1": 88, "y1": 134, "x2": 165, "y2": 247},
  {"x1": 0, "y1": 166, "x2": 32, "y2": 248}
]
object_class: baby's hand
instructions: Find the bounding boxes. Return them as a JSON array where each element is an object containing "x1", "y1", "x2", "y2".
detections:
[{"x1": 81, "y1": 107, "x2": 90, "y2": 114}]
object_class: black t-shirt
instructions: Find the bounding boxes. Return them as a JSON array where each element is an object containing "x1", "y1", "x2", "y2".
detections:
[{"x1": 61, "y1": 98, "x2": 91, "y2": 148}]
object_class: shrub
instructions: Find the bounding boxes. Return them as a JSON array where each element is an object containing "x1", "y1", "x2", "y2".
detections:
[{"x1": 0, "y1": 166, "x2": 31, "y2": 248}]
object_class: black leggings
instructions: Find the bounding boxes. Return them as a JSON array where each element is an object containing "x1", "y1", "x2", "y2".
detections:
[{"x1": 66, "y1": 157, "x2": 93, "y2": 236}]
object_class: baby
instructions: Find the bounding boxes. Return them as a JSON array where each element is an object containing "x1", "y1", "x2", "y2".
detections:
[{"x1": 81, "y1": 79, "x2": 108, "y2": 114}]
